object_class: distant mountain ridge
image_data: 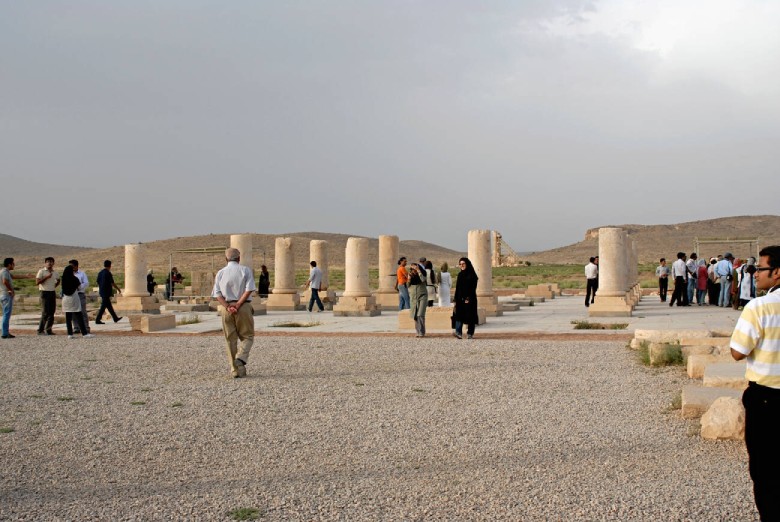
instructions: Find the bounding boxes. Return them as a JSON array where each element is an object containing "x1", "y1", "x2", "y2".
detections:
[
  {"x1": 524, "y1": 215, "x2": 780, "y2": 264},
  {"x1": 3, "y1": 215, "x2": 778, "y2": 271}
]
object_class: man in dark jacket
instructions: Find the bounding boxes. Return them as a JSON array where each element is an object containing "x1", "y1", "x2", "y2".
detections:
[{"x1": 95, "y1": 260, "x2": 123, "y2": 324}]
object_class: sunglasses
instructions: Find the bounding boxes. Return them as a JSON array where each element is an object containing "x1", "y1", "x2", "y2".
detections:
[{"x1": 755, "y1": 267, "x2": 774, "y2": 273}]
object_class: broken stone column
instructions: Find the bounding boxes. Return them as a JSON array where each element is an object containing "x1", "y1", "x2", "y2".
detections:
[
  {"x1": 589, "y1": 227, "x2": 633, "y2": 317},
  {"x1": 468, "y1": 229, "x2": 502, "y2": 317},
  {"x1": 229, "y1": 234, "x2": 266, "y2": 314},
  {"x1": 333, "y1": 237, "x2": 380, "y2": 316},
  {"x1": 374, "y1": 235, "x2": 400, "y2": 310},
  {"x1": 266, "y1": 237, "x2": 302, "y2": 311},
  {"x1": 116, "y1": 243, "x2": 161, "y2": 315},
  {"x1": 230, "y1": 234, "x2": 253, "y2": 276},
  {"x1": 306, "y1": 240, "x2": 336, "y2": 310}
]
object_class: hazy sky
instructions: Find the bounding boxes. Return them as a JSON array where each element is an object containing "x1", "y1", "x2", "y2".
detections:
[{"x1": 2, "y1": 1, "x2": 778, "y2": 252}]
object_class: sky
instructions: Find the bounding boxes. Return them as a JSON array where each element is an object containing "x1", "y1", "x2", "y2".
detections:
[{"x1": 2, "y1": 0, "x2": 778, "y2": 252}]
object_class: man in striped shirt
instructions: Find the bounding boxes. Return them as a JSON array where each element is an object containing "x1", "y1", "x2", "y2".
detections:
[{"x1": 731, "y1": 245, "x2": 780, "y2": 521}]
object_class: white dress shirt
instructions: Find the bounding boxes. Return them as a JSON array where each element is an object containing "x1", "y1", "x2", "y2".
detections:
[
  {"x1": 584, "y1": 262, "x2": 598, "y2": 279},
  {"x1": 212, "y1": 261, "x2": 256, "y2": 301},
  {"x1": 74, "y1": 270, "x2": 89, "y2": 293}
]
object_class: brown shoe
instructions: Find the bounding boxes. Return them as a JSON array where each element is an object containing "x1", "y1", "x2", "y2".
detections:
[{"x1": 235, "y1": 359, "x2": 247, "y2": 378}]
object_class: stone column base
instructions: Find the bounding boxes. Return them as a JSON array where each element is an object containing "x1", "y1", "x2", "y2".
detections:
[
  {"x1": 333, "y1": 296, "x2": 381, "y2": 316},
  {"x1": 266, "y1": 293, "x2": 303, "y2": 311},
  {"x1": 589, "y1": 296, "x2": 633, "y2": 317},
  {"x1": 374, "y1": 290, "x2": 400, "y2": 310},
  {"x1": 115, "y1": 296, "x2": 161, "y2": 315},
  {"x1": 478, "y1": 295, "x2": 503, "y2": 317}
]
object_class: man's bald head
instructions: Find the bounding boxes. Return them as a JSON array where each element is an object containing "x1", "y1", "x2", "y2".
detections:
[{"x1": 225, "y1": 248, "x2": 240, "y2": 262}]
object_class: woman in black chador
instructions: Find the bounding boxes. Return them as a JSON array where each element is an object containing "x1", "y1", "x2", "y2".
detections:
[
  {"x1": 453, "y1": 257, "x2": 479, "y2": 339},
  {"x1": 257, "y1": 265, "x2": 270, "y2": 297}
]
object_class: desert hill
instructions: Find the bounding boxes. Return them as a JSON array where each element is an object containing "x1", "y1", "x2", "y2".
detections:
[
  {"x1": 1, "y1": 232, "x2": 465, "y2": 274},
  {"x1": 524, "y1": 215, "x2": 780, "y2": 264},
  {"x1": 3, "y1": 215, "x2": 778, "y2": 274}
]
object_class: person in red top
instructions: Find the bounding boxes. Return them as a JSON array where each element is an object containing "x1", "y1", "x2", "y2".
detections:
[
  {"x1": 696, "y1": 259, "x2": 709, "y2": 305},
  {"x1": 395, "y1": 257, "x2": 410, "y2": 310}
]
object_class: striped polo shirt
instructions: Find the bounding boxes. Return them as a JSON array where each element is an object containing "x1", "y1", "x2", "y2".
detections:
[{"x1": 730, "y1": 288, "x2": 780, "y2": 388}]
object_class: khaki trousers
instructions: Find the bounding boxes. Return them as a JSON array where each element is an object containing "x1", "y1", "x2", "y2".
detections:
[{"x1": 221, "y1": 302, "x2": 255, "y2": 374}]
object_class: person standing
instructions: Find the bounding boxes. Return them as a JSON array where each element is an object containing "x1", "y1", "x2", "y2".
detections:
[
  {"x1": 36, "y1": 257, "x2": 60, "y2": 335},
  {"x1": 408, "y1": 262, "x2": 428, "y2": 337},
  {"x1": 69, "y1": 260, "x2": 90, "y2": 334},
  {"x1": 730, "y1": 245, "x2": 780, "y2": 521},
  {"x1": 257, "y1": 265, "x2": 270, "y2": 297},
  {"x1": 716, "y1": 253, "x2": 735, "y2": 307},
  {"x1": 696, "y1": 259, "x2": 708, "y2": 305},
  {"x1": 453, "y1": 257, "x2": 479, "y2": 339},
  {"x1": 396, "y1": 257, "x2": 410, "y2": 310},
  {"x1": 305, "y1": 260, "x2": 325, "y2": 312},
  {"x1": 1, "y1": 258, "x2": 16, "y2": 339},
  {"x1": 707, "y1": 257, "x2": 720, "y2": 305},
  {"x1": 212, "y1": 248, "x2": 256, "y2": 378},
  {"x1": 95, "y1": 260, "x2": 123, "y2": 324},
  {"x1": 656, "y1": 258, "x2": 670, "y2": 302},
  {"x1": 670, "y1": 252, "x2": 689, "y2": 307},
  {"x1": 584, "y1": 257, "x2": 598, "y2": 307},
  {"x1": 61, "y1": 264, "x2": 94, "y2": 339},
  {"x1": 146, "y1": 270, "x2": 156, "y2": 296},
  {"x1": 438, "y1": 262, "x2": 452, "y2": 307},
  {"x1": 424, "y1": 260, "x2": 437, "y2": 307},
  {"x1": 686, "y1": 253, "x2": 699, "y2": 305},
  {"x1": 165, "y1": 267, "x2": 184, "y2": 300}
]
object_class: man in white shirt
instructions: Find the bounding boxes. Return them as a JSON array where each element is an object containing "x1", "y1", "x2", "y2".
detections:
[
  {"x1": 36, "y1": 257, "x2": 60, "y2": 335},
  {"x1": 212, "y1": 248, "x2": 256, "y2": 378},
  {"x1": 584, "y1": 257, "x2": 598, "y2": 307},
  {"x1": 306, "y1": 260, "x2": 325, "y2": 312},
  {"x1": 69, "y1": 260, "x2": 90, "y2": 334},
  {"x1": 670, "y1": 252, "x2": 690, "y2": 307},
  {"x1": 685, "y1": 252, "x2": 699, "y2": 304},
  {"x1": 656, "y1": 258, "x2": 670, "y2": 302}
]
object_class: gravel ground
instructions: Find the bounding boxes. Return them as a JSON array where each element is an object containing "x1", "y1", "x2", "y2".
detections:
[{"x1": 0, "y1": 335, "x2": 758, "y2": 521}]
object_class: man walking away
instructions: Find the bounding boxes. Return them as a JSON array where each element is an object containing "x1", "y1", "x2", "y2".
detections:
[
  {"x1": 306, "y1": 260, "x2": 325, "y2": 312},
  {"x1": 584, "y1": 257, "x2": 598, "y2": 307},
  {"x1": 36, "y1": 257, "x2": 60, "y2": 335},
  {"x1": 730, "y1": 245, "x2": 780, "y2": 520},
  {"x1": 670, "y1": 252, "x2": 689, "y2": 307},
  {"x1": 656, "y1": 258, "x2": 670, "y2": 302},
  {"x1": 95, "y1": 260, "x2": 123, "y2": 324},
  {"x1": 212, "y1": 248, "x2": 256, "y2": 378}
]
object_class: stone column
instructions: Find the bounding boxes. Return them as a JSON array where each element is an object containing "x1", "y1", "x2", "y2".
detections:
[
  {"x1": 374, "y1": 235, "x2": 399, "y2": 310},
  {"x1": 266, "y1": 237, "x2": 302, "y2": 311},
  {"x1": 230, "y1": 234, "x2": 253, "y2": 276},
  {"x1": 589, "y1": 227, "x2": 633, "y2": 317},
  {"x1": 467, "y1": 229, "x2": 502, "y2": 317},
  {"x1": 116, "y1": 243, "x2": 161, "y2": 315},
  {"x1": 309, "y1": 240, "x2": 335, "y2": 309},
  {"x1": 333, "y1": 237, "x2": 380, "y2": 316}
]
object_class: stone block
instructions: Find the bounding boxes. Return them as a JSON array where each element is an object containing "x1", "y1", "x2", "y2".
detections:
[
  {"x1": 141, "y1": 314, "x2": 176, "y2": 333},
  {"x1": 332, "y1": 296, "x2": 381, "y2": 317},
  {"x1": 266, "y1": 293, "x2": 304, "y2": 311},
  {"x1": 703, "y1": 362, "x2": 747, "y2": 390},
  {"x1": 700, "y1": 397, "x2": 745, "y2": 441},
  {"x1": 115, "y1": 296, "x2": 160, "y2": 315},
  {"x1": 635, "y1": 330, "x2": 712, "y2": 343},
  {"x1": 680, "y1": 337, "x2": 730, "y2": 347},
  {"x1": 525, "y1": 284, "x2": 555, "y2": 299},
  {"x1": 687, "y1": 354, "x2": 722, "y2": 379},
  {"x1": 502, "y1": 302, "x2": 521, "y2": 311},
  {"x1": 588, "y1": 296, "x2": 632, "y2": 317},
  {"x1": 682, "y1": 385, "x2": 742, "y2": 419},
  {"x1": 681, "y1": 345, "x2": 715, "y2": 363},
  {"x1": 374, "y1": 290, "x2": 400, "y2": 310},
  {"x1": 648, "y1": 342, "x2": 682, "y2": 366},
  {"x1": 162, "y1": 303, "x2": 211, "y2": 312}
]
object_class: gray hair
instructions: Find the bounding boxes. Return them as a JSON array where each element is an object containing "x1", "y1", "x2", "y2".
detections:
[{"x1": 225, "y1": 248, "x2": 240, "y2": 262}]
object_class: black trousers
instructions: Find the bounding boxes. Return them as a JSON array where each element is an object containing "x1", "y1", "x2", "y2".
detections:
[
  {"x1": 670, "y1": 276, "x2": 688, "y2": 306},
  {"x1": 308, "y1": 288, "x2": 324, "y2": 312},
  {"x1": 658, "y1": 278, "x2": 668, "y2": 301},
  {"x1": 708, "y1": 280, "x2": 720, "y2": 305},
  {"x1": 585, "y1": 278, "x2": 598, "y2": 306},
  {"x1": 38, "y1": 291, "x2": 56, "y2": 333},
  {"x1": 97, "y1": 296, "x2": 120, "y2": 322},
  {"x1": 743, "y1": 382, "x2": 780, "y2": 521},
  {"x1": 65, "y1": 311, "x2": 87, "y2": 336}
]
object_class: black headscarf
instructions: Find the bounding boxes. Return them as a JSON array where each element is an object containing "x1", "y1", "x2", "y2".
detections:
[{"x1": 61, "y1": 265, "x2": 79, "y2": 296}]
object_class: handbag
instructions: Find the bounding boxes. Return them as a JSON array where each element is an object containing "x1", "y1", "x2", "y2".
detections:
[{"x1": 450, "y1": 304, "x2": 457, "y2": 329}]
